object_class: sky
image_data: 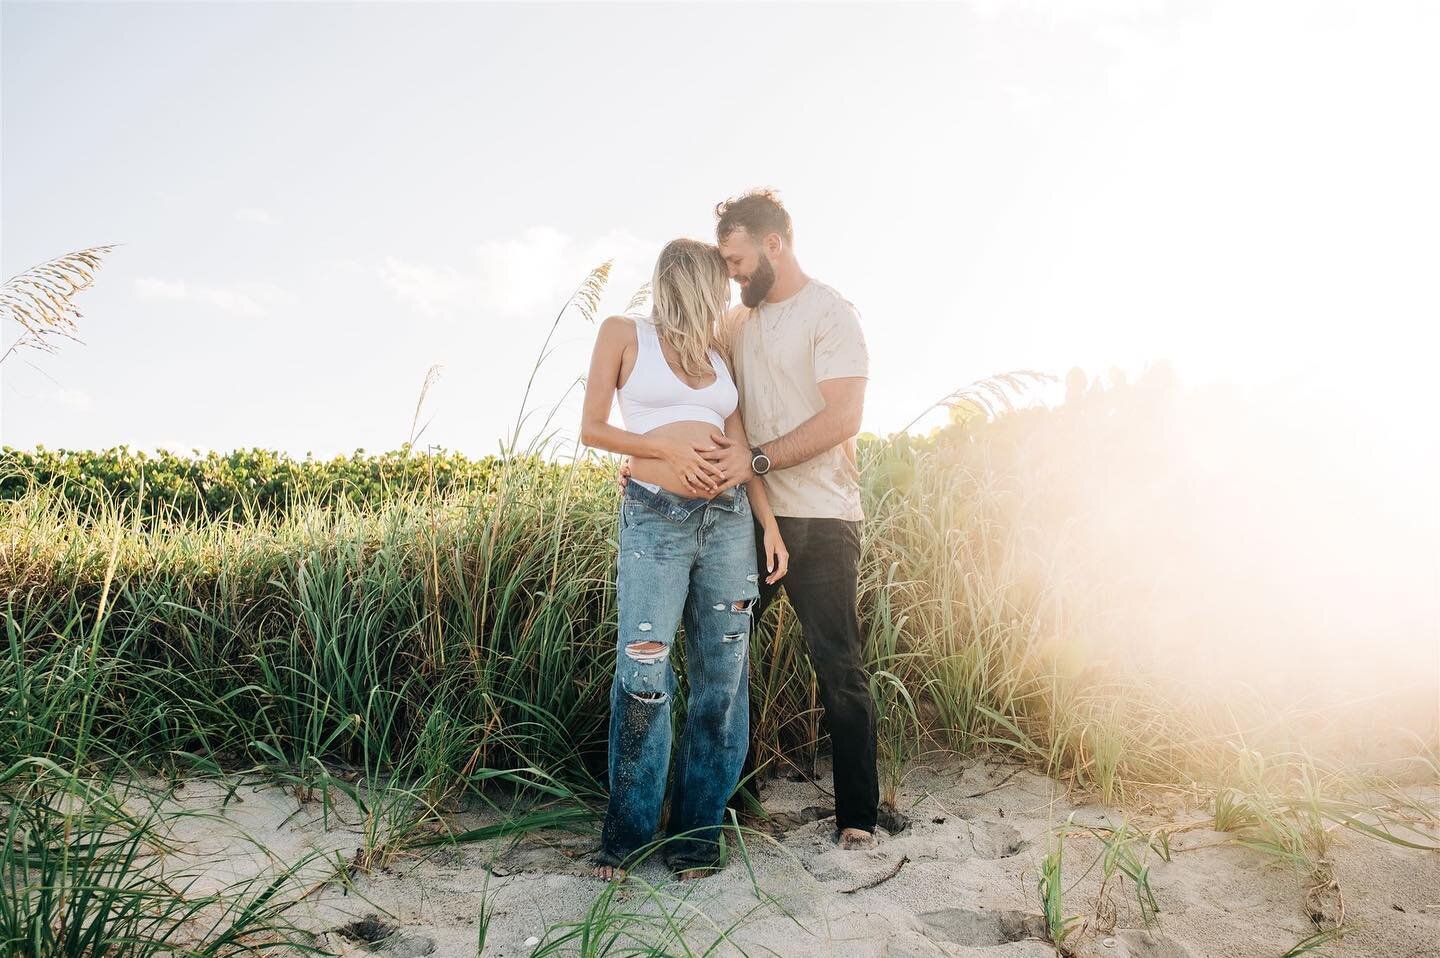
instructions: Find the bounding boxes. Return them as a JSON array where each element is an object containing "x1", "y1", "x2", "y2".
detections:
[{"x1": 3, "y1": 0, "x2": 1438, "y2": 462}]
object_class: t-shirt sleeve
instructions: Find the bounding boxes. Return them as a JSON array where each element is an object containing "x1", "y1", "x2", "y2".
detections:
[{"x1": 813, "y1": 299, "x2": 869, "y2": 381}]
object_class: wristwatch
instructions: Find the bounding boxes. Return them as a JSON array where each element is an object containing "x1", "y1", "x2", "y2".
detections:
[{"x1": 750, "y1": 446, "x2": 772, "y2": 476}]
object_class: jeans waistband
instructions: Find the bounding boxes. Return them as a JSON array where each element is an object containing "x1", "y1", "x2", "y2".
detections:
[{"x1": 623, "y1": 480, "x2": 748, "y2": 523}]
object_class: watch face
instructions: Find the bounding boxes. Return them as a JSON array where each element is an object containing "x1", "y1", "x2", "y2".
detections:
[{"x1": 753, "y1": 454, "x2": 771, "y2": 474}]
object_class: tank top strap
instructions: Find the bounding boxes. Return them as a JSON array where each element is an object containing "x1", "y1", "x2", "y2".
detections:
[
  {"x1": 633, "y1": 315, "x2": 658, "y2": 352},
  {"x1": 642, "y1": 318, "x2": 674, "y2": 378}
]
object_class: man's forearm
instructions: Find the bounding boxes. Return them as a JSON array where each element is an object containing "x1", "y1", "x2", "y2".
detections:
[{"x1": 759, "y1": 407, "x2": 855, "y2": 471}]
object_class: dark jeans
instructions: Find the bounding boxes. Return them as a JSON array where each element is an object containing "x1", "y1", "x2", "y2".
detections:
[{"x1": 739, "y1": 515, "x2": 879, "y2": 833}]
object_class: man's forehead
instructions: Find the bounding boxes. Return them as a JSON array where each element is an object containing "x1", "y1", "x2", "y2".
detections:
[{"x1": 718, "y1": 229, "x2": 755, "y2": 254}]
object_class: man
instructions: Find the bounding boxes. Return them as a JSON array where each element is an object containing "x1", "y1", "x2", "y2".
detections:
[{"x1": 628, "y1": 188, "x2": 878, "y2": 850}]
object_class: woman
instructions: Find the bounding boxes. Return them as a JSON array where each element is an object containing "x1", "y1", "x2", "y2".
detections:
[{"x1": 579, "y1": 238, "x2": 789, "y2": 882}]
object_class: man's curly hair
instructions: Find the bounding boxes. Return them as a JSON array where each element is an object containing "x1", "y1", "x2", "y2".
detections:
[{"x1": 715, "y1": 188, "x2": 794, "y2": 247}]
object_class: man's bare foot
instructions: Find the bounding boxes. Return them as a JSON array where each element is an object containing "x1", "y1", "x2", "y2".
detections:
[
  {"x1": 592, "y1": 863, "x2": 627, "y2": 881},
  {"x1": 837, "y1": 827, "x2": 875, "y2": 850}
]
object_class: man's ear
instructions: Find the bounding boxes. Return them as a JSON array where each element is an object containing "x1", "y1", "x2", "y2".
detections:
[{"x1": 764, "y1": 232, "x2": 784, "y2": 257}]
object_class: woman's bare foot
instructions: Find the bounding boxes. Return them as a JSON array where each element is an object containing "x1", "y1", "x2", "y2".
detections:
[
  {"x1": 837, "y1": 827, "x2": 875, "y2": 850},
  {"x1": 592, "y1": 863, "x2": 627, "y2": 881}
]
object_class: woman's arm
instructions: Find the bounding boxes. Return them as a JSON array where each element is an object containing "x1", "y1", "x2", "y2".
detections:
[
  {"x1": 580, "y1": 317, "x2": 724, "y2": 494},
  {"x1": 723, "y1": 406, "x2": 789, "y2": 583},
  {"x1": 580, "y1": 317, "x2": 663, "y2": 459}
]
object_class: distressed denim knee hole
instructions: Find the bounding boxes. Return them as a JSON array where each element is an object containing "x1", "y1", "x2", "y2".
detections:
[{"x1": 624, "y1": 641, "x2": 668, "y2": 663}]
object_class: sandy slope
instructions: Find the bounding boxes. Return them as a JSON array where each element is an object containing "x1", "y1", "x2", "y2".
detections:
[{"x1": 147, "y1": 757, "x2": 1439, "y2": 957}]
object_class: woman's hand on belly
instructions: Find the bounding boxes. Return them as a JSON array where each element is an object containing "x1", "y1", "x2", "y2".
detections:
[{"x1": 631, "y1": 422, "x2": 728, "y2": 497}]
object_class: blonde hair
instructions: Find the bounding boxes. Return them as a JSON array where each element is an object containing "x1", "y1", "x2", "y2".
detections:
[{"x1": 648, "y1": 238, "x2": 729, "y2": 380}]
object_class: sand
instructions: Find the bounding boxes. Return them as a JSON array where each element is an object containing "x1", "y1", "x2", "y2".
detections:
[{"x1": 138, "y1": 756, "x2": 1440, "y2": 957}]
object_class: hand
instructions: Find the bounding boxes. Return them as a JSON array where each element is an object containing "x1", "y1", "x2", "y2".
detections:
[
  {"x1": 656, "y1": 438, "x2": 725, "y2": 496},
  {"x1": 701, "y1": 433, "x2": 756, "y2": 494},
  {"x1": 762, "y1": 523, "x2": 789, "y2": 584},
  {"x1": 616, "y1": 456, "x2": 631, "y2": 491}
]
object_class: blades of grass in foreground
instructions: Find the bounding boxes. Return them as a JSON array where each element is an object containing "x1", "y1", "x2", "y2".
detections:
[
  {"x1": 1281, "y1": 926, "x2": 1347, "y2": 957},
  {"x1": 0, "y1": 763, "x2": 329, "y2": 956}
]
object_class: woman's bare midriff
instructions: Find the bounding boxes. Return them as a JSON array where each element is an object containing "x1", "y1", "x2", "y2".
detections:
[{"x1": 630, "y1": 420, "x2": 731, "y2": 498}]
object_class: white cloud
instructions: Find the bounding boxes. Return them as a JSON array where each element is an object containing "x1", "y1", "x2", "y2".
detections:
[
  {"x1": 133, "y1": 277, "x2": 295, "y2": 318},
  {"x1": 198, "y1": 286, "x2": 269, "y2": 318},
  {"x1": 235, "y1": 208, "x2": 276, "y2": 224},
  {"x1": 377, "y1": 259, "x2": 476, "y2": 318},
  {"x1": 134, "y1": 277, "x2": 188, "y2": 300},
  {"x1": 380, "y1": 226, "x2": 657, "y2": 324}
]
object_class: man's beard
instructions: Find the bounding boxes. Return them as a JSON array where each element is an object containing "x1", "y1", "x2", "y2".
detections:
[{"x1": 739, "y1": 252, "x2": 776, "y2": 308}]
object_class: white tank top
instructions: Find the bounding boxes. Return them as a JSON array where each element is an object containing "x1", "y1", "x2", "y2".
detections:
[{"x1": 617, "y1": 316, "x2": 737, "y2": 434}]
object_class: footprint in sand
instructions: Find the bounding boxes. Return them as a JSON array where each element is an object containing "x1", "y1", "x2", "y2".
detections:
[
  {"x1": 803, "y1": 846, "x2": 891, "y2": 882},
  {"x1": 885, "y1": 817, "x2": 1024, "y2": 863},
  {"x1": 333, "y1": 916, "x2": 436, "y2": 956},
  {"x1": 961, "y1": 820, "x2": 1025, "y2": 859},
  {"x1": 494, "y1": 841, "x2": 598, "y2": 877},
  {"x1": 917, "y1": 907, "x2": 1049, "y2": 947}
]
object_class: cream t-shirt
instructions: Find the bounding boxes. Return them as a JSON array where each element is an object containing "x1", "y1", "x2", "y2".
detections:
[{"x1": 724, "y1": 279, "x2": 869, "y2": 521}]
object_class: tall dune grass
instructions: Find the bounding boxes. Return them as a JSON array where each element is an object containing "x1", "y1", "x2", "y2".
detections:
[
  {"x1": 3, "y1": 378, "x2": 1433, "y2": 806},
  {"x1": 2, "y1": 277, "x2": 1436, "y2": 951}
]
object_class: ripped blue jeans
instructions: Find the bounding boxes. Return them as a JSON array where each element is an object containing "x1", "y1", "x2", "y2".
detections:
[{"x1": 595, "y1": 480, "x2": 759, "y2": 872}]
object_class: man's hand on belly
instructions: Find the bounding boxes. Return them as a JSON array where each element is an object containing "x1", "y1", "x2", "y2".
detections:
[{"x1": 702, "y1": 433, "x2": 756, "y2": 494}]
